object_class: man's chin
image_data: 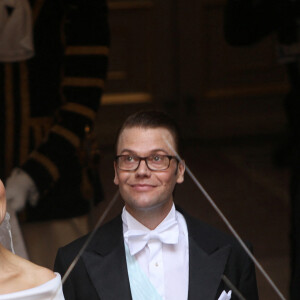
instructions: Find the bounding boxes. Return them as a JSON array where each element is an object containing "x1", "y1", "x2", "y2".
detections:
[{"x1": 129, "y1": 197, "x2": 171, "y2": 212}]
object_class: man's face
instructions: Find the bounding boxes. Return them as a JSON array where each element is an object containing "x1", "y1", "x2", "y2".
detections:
[{"x1": 114, "y1": 127, "x2": 185, "y2": 218}]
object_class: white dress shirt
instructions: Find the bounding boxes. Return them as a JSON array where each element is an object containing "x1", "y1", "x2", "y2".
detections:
[{"x1": 122, "y1": 204, "x2": 189, "y2": 300}]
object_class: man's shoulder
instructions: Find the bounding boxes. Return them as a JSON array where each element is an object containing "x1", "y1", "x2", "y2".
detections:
[
  {"x1": 181, "y1": 209, "x2": 251, "y2": 253},
  {"x1": 56, "y1": 215, "x2": 123, "y2": 260}
]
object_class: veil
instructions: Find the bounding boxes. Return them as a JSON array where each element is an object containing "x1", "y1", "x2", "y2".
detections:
[{"x1": 0, "y1": 212, "x2": 15, "y2": 253}]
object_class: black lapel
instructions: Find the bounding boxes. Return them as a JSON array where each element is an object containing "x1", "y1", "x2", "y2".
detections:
[
  {"x1": 180, "y1": 210, "x2": 232, "y2": 300},
  {"x1": 188, "y1": 238, "x2": 231, "y2": 300},
  {"x1": 82, "y1": 217, "x2": 132, "y2": 300}
]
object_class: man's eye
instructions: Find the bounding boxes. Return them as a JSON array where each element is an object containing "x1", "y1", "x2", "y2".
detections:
[
  {"x1": 153, "y1": 155, "x2": 162, "y2": 161},
  {"x1": 126, "y1": 156, "x2": 134, "y2": 162}
]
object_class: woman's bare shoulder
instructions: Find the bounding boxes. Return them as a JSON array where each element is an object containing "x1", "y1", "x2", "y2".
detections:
[
  {"x1": 17, "y1": 254, "x2": 56, "y2": 283},
  {"x1": 0, "y1": 250, "x2": 56, "y2": 294}
]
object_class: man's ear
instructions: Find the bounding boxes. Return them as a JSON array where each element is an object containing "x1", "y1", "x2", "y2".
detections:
[
  {"x1": 113, "y1": 162, "x2": 119, "y2": 185},
  {"x1": 176, "y1": 160, "x2": 185, "y2": 184},
  {"x1": 0, "y1": 180, "x2": 6, "y2": 224}
]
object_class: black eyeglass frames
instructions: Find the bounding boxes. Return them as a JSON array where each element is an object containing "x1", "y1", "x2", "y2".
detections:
[{"x1": 115, "y1": 154, "x2": 178, "y2": 171}]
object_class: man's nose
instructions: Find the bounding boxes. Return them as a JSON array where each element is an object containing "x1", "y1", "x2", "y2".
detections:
[{"x1": 135, "y1": 159, "x2": 151, "y2": 176}]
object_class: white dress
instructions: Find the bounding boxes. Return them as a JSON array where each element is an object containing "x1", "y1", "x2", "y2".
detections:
[{"x1": 0, "y1": 272, "x2": 64, "y2": 300}]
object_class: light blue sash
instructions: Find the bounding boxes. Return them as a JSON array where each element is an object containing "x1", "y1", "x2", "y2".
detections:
[{"x1": 125, "y1": 243, "x2": 163, "y2": 300}]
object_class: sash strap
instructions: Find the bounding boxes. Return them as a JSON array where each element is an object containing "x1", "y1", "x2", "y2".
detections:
[{"x1": 125, "y1": 243, "x2": 163, "y2": 300}]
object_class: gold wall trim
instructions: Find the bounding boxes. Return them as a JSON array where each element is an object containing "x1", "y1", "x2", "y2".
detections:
[
  {"x1": 204, "y1": 83, "x2": 289, "y2": 99},
  {"x1": 66, "y1": 46, "x2": 109, "y2": 56},
  {"x1": 51, "y1": 125, "x2": 80, "y2": 148},
  {"x1": 102, "y1": 92, "x2": 152, "y2": 105},
  {"x1": 108, "y1": 1, "x2": 153, "y2": 10},
  {"x1": 62, "y1": 103, "x2": 96, "y2": 121},
  {"x1": 30, "y1": 152, "x2": 60, "y2": 181},
  {"x1": 62, "y1": 77, "x2": 105, "y2": 88},
  {"x1": 107, "y1": 71, "x2": 127, "y2": 80}
]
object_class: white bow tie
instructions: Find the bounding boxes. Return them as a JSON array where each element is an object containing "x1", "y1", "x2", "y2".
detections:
[{"x1": 124, "y1": 218, "x2": 179, "y2": 256}]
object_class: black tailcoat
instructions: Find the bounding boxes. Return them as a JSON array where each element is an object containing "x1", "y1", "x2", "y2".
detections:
[{"x1": 54, "y1": 211, "x2": 259, "y2": 300}]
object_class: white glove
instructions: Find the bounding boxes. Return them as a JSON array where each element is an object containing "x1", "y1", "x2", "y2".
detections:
[{"x1": 5, "y1": 168, "x2": 39, "y2": 212}]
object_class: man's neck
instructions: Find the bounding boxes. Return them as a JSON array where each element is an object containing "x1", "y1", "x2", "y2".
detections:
[{"x1": 125, "y1": 202, "x2": 174, "y2": 230}]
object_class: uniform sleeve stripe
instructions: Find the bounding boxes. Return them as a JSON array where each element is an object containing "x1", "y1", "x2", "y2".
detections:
[
  {"x1": 30, "y1": 152, "x2": 60, "y2": 181},
  {"x1": 66, "y1": 46, "x2": 109, "y2": 56},
  {"x1": 62, "y1": 77, "x2": 105, "y2": 88},
  {"x1": 62, "y1": 103, "x2": 96, "y2": 121},
  {"x1": 51, "y1": 125, "x2": 80, "y2": 148}
]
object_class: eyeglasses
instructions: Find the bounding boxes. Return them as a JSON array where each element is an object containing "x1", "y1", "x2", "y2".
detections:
[{"x1": 115, "y1": 154, "x2": 178, "y2": 171}]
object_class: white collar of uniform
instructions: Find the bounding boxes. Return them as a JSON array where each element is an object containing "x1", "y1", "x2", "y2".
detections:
[{"x1": 0, "y1": 0, "x2": 35, "y2": 62}]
